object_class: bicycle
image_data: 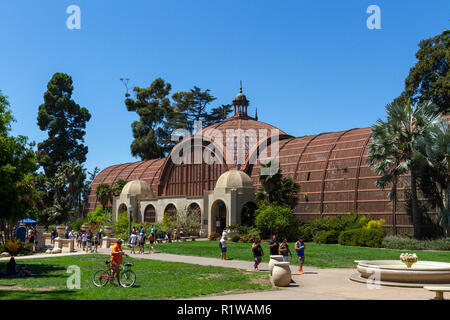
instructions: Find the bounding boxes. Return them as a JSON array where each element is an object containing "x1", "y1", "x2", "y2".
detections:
[{"x1": 92, "y1": 255, "x2": 136, "y2": 288}]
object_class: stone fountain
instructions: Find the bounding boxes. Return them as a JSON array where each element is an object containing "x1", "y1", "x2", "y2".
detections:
[{"x1": 351, "y1": 253, "x2": 450, "y2": 287}]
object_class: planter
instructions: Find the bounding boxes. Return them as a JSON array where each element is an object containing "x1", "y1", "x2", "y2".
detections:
[
  {"x1": 103, "y1": 226, "x2": 113, "y2": 237},
  {"x1": 56, "y1": 226, "x2": 66, "y2": 238},
  {"x1": 269, "y1": 255, "x2": 284, "y2": 276},
  {"x1": 271, "y1": 262, "x2": 291, "y2": 287}
]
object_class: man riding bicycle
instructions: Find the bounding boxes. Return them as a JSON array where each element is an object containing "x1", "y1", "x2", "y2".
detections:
[{"x1": 110, "y1": 239, "x2": 127, "y2": 286}]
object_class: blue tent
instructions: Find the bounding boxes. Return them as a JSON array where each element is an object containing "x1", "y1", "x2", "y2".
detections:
[{"x1": 18, "y1": 218, "x2": 37, "y2": 224}]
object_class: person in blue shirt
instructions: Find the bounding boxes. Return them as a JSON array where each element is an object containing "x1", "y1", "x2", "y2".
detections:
[{"x1": 295, "y1": 237, "x2": 305, "y2": 274}]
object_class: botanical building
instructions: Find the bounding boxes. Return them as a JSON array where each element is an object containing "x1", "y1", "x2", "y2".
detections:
[{"x1": 87, "y1": 89, "x2": 416, "y2": 236}]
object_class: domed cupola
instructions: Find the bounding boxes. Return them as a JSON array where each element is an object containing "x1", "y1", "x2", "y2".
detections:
[{"x1": 232, "y1": 81, "x2": 250, "y2": 118}]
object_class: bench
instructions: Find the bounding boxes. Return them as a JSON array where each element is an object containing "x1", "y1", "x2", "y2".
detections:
[
  {"x1": 180, "y1": 236, "x2": 198, "y2": 242},
  {"x1": 424, "y1": 286, "x2": 450, "y2": 300}
]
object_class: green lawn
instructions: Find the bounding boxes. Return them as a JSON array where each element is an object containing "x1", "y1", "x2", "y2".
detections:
[
  {"x1": 0, "y1": 254, "x2": 272, "y2": 300},
  {"x1": 132, "y1": 241, "x2": 450, "y2": 268}
]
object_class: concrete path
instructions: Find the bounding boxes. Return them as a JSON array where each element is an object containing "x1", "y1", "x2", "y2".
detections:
[{"x1": 0, "y1": 241, "x2": 437, "y2": 300}]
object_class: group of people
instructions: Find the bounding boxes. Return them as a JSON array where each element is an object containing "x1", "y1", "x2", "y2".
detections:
[
  {"x1": 49, "y1": 227, "x2": 103, "y2": 253},
  {"x1": 1, "y1": 257, "x2": 34, "y2": 277},
  {"x1": 219, "y1": 235, "x2": 306, "y2": 273},
  {"x1": 128, "y1": 225, "x2": 155, "y2": 254}
]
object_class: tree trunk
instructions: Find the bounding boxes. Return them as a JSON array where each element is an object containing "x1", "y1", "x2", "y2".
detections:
[{"x1": 410, "y1": 171, "x2": 421, "y2": 239}]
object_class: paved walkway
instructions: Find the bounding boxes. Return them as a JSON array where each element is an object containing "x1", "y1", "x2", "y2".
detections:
[{"x1": 0, "y1": 241, "x2": 438, "y2": 300}]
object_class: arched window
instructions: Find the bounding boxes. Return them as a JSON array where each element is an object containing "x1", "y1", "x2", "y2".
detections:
[{"x1": 144, "y1": 204, "x2": 156, "y2": 223}]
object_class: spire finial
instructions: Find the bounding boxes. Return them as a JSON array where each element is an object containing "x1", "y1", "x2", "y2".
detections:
[{"x1": 240, "y1": 80, "x2": 243, "y2": 93}]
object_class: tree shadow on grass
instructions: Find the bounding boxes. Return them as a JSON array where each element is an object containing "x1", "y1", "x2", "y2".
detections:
[
  {"x1": 0, "y1": 262, "x2": 67, "y2": 279},
  {"x1": 0, "y1": 288, "x2": 77, "y2": 300}
]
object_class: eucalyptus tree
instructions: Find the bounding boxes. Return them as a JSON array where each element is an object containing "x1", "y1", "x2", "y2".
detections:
[{"x1": 367, "y1": 100, "x2": 441, "y2": 239}]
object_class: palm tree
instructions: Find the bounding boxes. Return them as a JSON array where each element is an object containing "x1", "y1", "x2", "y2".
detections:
[
  {"x1": 256, "y1": 160, "x2": 300, "y2": 209},
  {"x1": 95, "y1": 183, "x2": 113, "y2": 209},
  {"x1": 367, "y1": 100, "x2": 441, "y2": 239},
  {"x1": 423, "y1": 120, "x2": 450, "y2": 236}
]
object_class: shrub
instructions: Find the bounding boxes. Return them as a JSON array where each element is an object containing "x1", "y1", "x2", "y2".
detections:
[
  {"x1": 297, "y1": 224, "x2": 315, "y2": 242},
  {"x1": 382, "y1": 236, "x2": 450, "y2": 250},
  {"x1": 231, "y1": 234, "x2": 241, "y2": 242},
  {"x1": 68, "y1": 217, "x2": 88, "y2": 232},
  {"x1": 239, "y1": 233, "x2": 261, "y2": 243},
  {"x1": 2, "y1": 239, "x2": 32, "y2": 255},
  {"x1": 208, "y1": 232, "x2": 221, "y2": 240},
  {"x1": 313, "y1": 230, "x2": 340, "y2": 244},
  {"x1": 87, "y1": 205, "x2": 112, "y2": 225},
  {"x1": 338, "y1": 228, "x2": 385, "y2": 247},
  {"x1": 114, "y1": 211, "x2": 130, "y2": 240}
]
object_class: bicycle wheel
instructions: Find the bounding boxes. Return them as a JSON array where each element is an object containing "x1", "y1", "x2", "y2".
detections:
[
  {"x1": 92, "y1": 270, "x2": 110, "y2": 287},
  {"x1": 119, "y1": 269, "x2": 136, "y2": 287}
]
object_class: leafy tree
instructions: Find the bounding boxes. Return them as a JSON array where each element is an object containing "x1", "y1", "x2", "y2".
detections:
[
  {"x1": 37, "y1": 73, "x2": 91, "y2": 177},
  {"x1": 394, "y1": 30, "x2": 450, "y2": 114},
  {"x1": 0, "y1": 90, "x2": 39, "y2": 242},
  {"x1": 254, "y1": 203, "x2": 299, "y2": 240},
  {"x1": 204, "y1": 104, "x2": 233, "y2": 127},
  {"x1": 125, "y1": 78, "x2": 172, "y2": 160},
  {"x1": 366, "y1": 100, "x2": 441, "y2": 239}
]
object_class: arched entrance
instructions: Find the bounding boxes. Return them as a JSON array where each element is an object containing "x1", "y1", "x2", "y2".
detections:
[
  {"x1": 211, "y1": 200, "x2": 227, "y2": 234},
  {"x1": 241, "y1": 202, "x2": 257, "y2": 226},
  {"x1": 118, "y1": 203, "x2": 127, "y2": 215},
  {"x1": 144, "y1": 204, "x2": 156, "y2": 223}
]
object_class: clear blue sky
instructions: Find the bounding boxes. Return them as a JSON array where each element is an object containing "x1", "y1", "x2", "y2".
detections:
[{"x1": 1, "y1": 0, "x2": 449, "y2": 174}]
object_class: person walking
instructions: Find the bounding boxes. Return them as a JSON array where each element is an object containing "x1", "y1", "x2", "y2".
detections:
[
  {"x1": 76, "y1": 231, "x2": 82, "y2": 248},
  {"x1": 129, "y1": 231, "x2": 137, "y2": 254},
  {"x1": 279, "y1": 238, "x2": 295, "y2": 283},
  {"x1": 138, "y1": 232, "x2": 145, "y2": 254},
  {"x1": 220, "y1": 236, "x2": 227, "y2": 260},
  {"x1": 50, "y1": 229, "x2": 57, "y2": 245},
  {"x1": 279, "y1": 238, "x2": 292, "y2": 262},
  {"x1": 295, "y1": 237, "x2": 306, "y2": 274},
  {"x1": 87, "y1": 229, "x2": 93, "y2": 253},
  {"x1": 173, "y1": 228, "x2": 178, "y2": 242},
  {"x1": 252, "y1": 238, "x2": 263, "y2": 271},
  {"x1": 148, "y1": 233, "x2": 155, "y2": 254},
  {"x1": 81, "y1": 231, "x2": 87, "y2": 251},
  {"x1": 268, "y1": 235, "x2": 279, "y2": 256}
]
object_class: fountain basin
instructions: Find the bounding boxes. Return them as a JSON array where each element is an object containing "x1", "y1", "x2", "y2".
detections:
[{"x1": 351, "y1": 260, "x2": 450, "y2": 288}]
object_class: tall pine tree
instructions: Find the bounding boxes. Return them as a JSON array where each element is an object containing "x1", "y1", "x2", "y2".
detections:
[{"x1": 37, "y1": 73, "x2": 91, "y2": 177}]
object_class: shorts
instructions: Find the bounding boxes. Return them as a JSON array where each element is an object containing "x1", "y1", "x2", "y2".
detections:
[
  {"x1": 82, "y1": 241, "x2": 86, "y2": 246},
  {"x1": 139, "y1": 241, "x2": 144, "y2": 246},
  {"x1": 130, "y1": 243, "x2": 136, "y2": 247},
  {"x1": 150, "y1": 241, "x2": 154, "y2": 244},
  {"x1": 254, "y1": 256, "x2": 262, "y2": 264},
  {"x1": 221, "y1": 247, "x2": 227, "y2": 253},
  {"x1": 297, "y1": 255, "x2": 305, "y2": 264},
  {"x1": 282, "y1": 255, "x2": 290, "y2": 263}
]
